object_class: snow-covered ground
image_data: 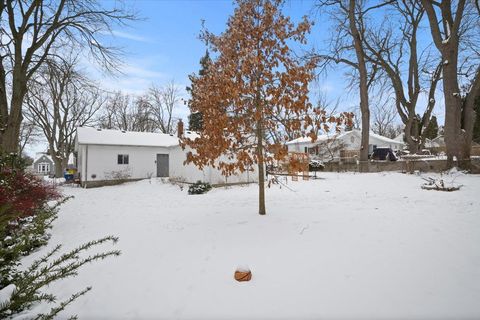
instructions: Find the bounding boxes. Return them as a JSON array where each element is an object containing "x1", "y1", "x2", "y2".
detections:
[{"x1": 23, "y1": 172, "x2": 480, "y2": 319}]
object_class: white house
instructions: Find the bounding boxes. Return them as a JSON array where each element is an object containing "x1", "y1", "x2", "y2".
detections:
[
  {"x1": 75, "y1": 127, "x2": 256, "y2": 187},
  {"x1": 286, "y1": 129, "x2": 404, "y2": 161},
  {"x1": 393, "y1": 132, "x2": 405, "y2": 143}
]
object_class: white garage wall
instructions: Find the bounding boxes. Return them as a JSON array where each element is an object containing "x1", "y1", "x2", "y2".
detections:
[
  {"x1": 169, "y1": 146, "x2": 258, "y2": 184},
  {"x1": 82, "y1": 145, "x2": 170, "y2": 182},
  {"x1": 169, "y1": 146, "x2": 209, "y2": 183},
  {"x1": 79, "y1": 144, "x2": 257, "y2": 185}
]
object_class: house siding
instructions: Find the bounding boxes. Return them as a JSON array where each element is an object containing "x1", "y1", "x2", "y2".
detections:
[
  {"x1": 80, "y1": 144, "x2": 170, "y2": 183},
  {"x1": 287, "y1": 131, "x2": 403, "y2": 161},
  {"x1": 77, "y1": 143, "x2": 257, "y2": 187},
  {"x1": 33, "y1": 155, "x2": 54, "y2": 176}
]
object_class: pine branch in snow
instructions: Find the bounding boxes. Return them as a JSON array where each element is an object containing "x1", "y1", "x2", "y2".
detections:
[
  {"x1": 33, "y1": 287, "x2": 92, "y2": 320},
  {"x1": 0, "y1": 236, "x2": 120, "y2": 318}
]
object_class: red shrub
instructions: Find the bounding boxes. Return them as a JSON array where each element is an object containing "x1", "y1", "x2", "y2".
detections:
[{"x1": 0, "y1": 169, "x2": 60, "y2": 218}]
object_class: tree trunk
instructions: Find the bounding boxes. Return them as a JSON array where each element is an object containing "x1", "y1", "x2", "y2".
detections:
[
  {"x1": 349, "y1": 0, "x2": 370, "y2": 173},
  {"x1": 257, "y1": 119, "x2": 266, "y2": 216},
  {"x1": 461, "y1": 73, "x2": 480, "y2": 167},
  {"x1": 359, "y1": 104, "x2": 370, "y2": 172},
  {"x1": 405, "y1": 118, "x2": 421, "y2": 154},
  {"x1": 1, "y1": 124, "x2": 21, "y2": 153},
  {"x1": 1, "y1": 74, "x2": 27, "y2": 154},
  {"x1": 54, "y1": 156, "x2": 64, "y2": 178},
  {"x1": 420, "y1": 0, "x2": 474, "y2": 169},
  {"x1": 442, "y1": 49, "x2": 464, "y2": 168}
]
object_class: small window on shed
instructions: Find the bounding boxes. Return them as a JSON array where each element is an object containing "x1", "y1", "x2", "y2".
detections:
[{"x1": 118, "y1": 154, "x2": 129, "y2": 164}]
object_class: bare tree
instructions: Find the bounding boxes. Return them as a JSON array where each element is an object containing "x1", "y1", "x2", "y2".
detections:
[
  {"x1": 18, "y1": 119, "x2": 42, "y2": 156},
  {"x1": 267, "y1": 90, "x2": 341, "y2": 144},
  {"x1": 26, "y1": 57, "x2": 105, "y2": 177},
  {"x1": 315, "y1": 0, "x2": 391, "y2": 171},
  {"x1": 386, "y1": 123, "x2": 404, "y2": 140},
  {"x1": 371, "y1": 96, "x2": 398, "y2": 137},
  {"x1": 362, "y1": 0, "x2": 442, "y2": 153},
  {"x1": 314, "y1": 135, "x2": 347, "y2": 161},
  {"x1": 99, "y1": 91, "x2": 156, "y2": 132},
  {"x1": 0, "y1": 0, "x2": 136, "y2": 153},
  {"x1": 99, "y1": 92, "x2": 132, "y2": 131},
  {"x1": 420, "y1": 0, "x2": 480, "y2": 167},
  {"x1": 149, "y1": 81, "x2": 181, "y2": 134},
  {"x1": 133, "y1": 95, "x2": 156, "y2": 132}
]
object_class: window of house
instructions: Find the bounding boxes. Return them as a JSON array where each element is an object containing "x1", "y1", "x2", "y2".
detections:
[
  {"x1": 304, "y1": 147, "x2": 308, "y2": 154},
  {"x1": 117, "y1": 154, "x2": 129, "y2": 165},
  {"x1": 38, "y1": 163, "x2": 50, "y2": 173}
]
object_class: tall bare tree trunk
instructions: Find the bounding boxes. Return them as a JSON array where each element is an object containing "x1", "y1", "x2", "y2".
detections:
[
  {"x1": 442, "y1": 53, "x2": 463, "y2": 167},
  {"x1": 55, "y1": 157, "x2": 69, "y2": 178},
  {"x1": 463, "y1": 72, "x2": 480, "y2": 163},
  {"x1": 1, "y1": 95, "x2": 24, "y2": 153},
  {"x1": 349, "y1": 0, "x2": 370, "y2": 172},
  {"x1": 257, "y1": 118, "x2": 266, "y2": 216},
  {"x1": 405, "y1": 116, "x2": 422, "y2": 154},
  {"x1": 420, "y1": 0, "x2": 480, "y2": 169},
  {"x1": 53, "y1": 156, "x2": 63, "y2": 178},
  {"x1": 2, "y1": 124, "x2": 21, "y2": 153}
]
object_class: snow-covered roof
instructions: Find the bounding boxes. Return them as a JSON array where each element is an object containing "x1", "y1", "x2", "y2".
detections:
[
  {"x1": 393, "y1": 133, "x2": 404, "y2": 142},
  {"x1": 286, "y1": 130, "x2": 403, "y2": 146},
  {"x1": 368, "y1": 131, "x2": 404, "y2": 145},
  {"x1": 76, "y1": 127, "x2": 197, "y2": 147},
  {"x1": 286, "y1": 131, "x2": 348, "y2": 145},
  {"x1": 33, "y1": 153, "x2": 53, "y2": 163}
]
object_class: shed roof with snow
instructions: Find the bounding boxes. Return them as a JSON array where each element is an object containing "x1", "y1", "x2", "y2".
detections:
[{"x1": 76, "y1": 127, "x2": 198, "y2": 148}]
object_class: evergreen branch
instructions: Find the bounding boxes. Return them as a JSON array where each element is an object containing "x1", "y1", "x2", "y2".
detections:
[{"x1": 33, "y1": 287, "x2": 92, "y2": 320}]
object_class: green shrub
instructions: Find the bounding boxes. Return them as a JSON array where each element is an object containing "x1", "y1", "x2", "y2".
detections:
[
  {"x1": 0, "y1": 152, "x2": 120, "y2": 319},
  {"x1": 188, "y1": 181, "x2": 212, "y2": 195}
]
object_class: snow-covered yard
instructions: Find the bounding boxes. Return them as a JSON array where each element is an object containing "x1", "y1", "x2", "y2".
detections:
[{"x1": 24, "y1": 172, "x2": 480, "y2": 319}]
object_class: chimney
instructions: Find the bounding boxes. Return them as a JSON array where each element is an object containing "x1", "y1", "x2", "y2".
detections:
[{"x1": 177, "y1": 119, "x2": 184, "y2": 138}]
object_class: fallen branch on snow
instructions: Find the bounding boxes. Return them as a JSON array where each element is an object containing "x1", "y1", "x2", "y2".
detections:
[{"x1": 421, "y1": 177, "x2": 462, "y2": 192}]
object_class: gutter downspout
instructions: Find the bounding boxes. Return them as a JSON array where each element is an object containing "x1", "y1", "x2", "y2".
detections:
[{"x1": 84, "y1": 145, "x2": 88, "y2": 188}]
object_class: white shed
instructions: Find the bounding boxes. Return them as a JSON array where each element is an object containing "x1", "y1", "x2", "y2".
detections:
[
  {"x1": 75, "y1": 127, "x2": 256, "y2": 187},
  {"x1": 286, "y1": 129, "x2": 404, "y2": 161}
]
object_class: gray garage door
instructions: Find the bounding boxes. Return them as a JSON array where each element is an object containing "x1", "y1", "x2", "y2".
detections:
[{"x1": 156, "y1": 154, "x2": 169, "y2": 177}]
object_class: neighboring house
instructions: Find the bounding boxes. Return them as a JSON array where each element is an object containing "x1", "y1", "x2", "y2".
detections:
[
  {"x1": 75, "y1": 126, "x2": 257, "y2": 188},
  {"x1": 32, "y1": 153, "x2": 55, "y2": 176},
  {"x1": 424, "y1": 135, "x2": 445, "y2": 149},
  {"x1": 393, "y1": 132, "x2": 405, "y2": 143},
  {"x1": 286, "y1": 129, "x2": 404, "y2": 162},
  {"x1": 425, "y1": 135, "x2": 480, "y2": 156}
]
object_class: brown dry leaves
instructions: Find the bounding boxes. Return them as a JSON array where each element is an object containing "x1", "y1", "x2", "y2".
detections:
[{"x1": 183, "y1": 0, "x2": 350, "y2": 176}]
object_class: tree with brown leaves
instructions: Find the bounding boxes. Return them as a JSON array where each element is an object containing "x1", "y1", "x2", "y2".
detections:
[{"x1": 184, "y1": 0, "x2": 348, "y2": 215}]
